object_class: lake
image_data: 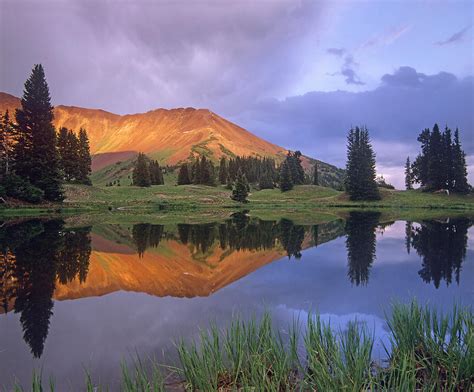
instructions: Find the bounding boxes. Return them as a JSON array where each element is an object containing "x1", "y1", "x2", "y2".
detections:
[{"x1": 1, "y1": 212, "x2": 473, "y2": 389}]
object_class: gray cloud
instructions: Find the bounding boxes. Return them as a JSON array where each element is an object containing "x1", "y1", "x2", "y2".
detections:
[
  {"x1": 327, "y1": 47, "x2": 346, "y2": 57},
  {"x1": 341, "y1": 55, "x2": 365, "y2": 85},
  {"x1": 327, "y1": 54, "x2": 365, "y2": 86},
  {"x1": 0, "y1": 0, "x2": 327, "y2": 115},
  {"x1": 435, "y1": 25, "x2": 472, "y2": 46},
  {"x1": 231, "y1": 67, "x2": 473, "y2": 185}
]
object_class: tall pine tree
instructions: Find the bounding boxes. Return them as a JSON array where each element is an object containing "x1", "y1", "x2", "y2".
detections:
[
  {"x1": 177, "y1": 163, "x2": 191, "y2": 185},
  {"x1": 312, "y1": 161, "x2": 319, "y2": 186},
  {"x1": 77, "y1": 128, "x2": 92, "y2": 185},
  {"x1": 14, "y1": 64, "x2": 63, "y2": 201},
  {"x1": 0, "y1": 110, "x2": 14, "y2": 178},
  {"x1": 279, "y1": 160, "x2": 293, "y2": 192},
  {"x1": 218, "y1": 157, "x2": 228, "y2": 185},
  {"x1": 404, "y1": 157, "x2": 412, "y2": 190},
  {"x1": 132, "y1": 153, "x2": 151, "y2": 187},
  {"x1": 231, "y1": 169, "x2": 249, "y2": 203},
  {"x1": 452, "y1": 129, "x2": 469, "y2": 193},
  {"x1": 345, "y1": 126, "x2": 380, "y2": 201}
]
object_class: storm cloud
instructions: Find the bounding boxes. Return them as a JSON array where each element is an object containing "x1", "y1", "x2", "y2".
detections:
[
  {"x1": 232, "y1": 67, "x2": 474, "y2": 187},
  {"x1": 0, "y1": 0, "x2": 326, "y2": 114},
  {"x1": 0, "y1": 1, "x2": 472, "y2": 188}
]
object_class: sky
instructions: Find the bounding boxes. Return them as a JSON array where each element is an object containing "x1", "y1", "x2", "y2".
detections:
[{"x1": 1, "y1": 0, "x2": 473, "y2": 188}]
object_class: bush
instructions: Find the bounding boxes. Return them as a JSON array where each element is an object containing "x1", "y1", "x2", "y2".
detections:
[{"x1": 4, "y1": 174, "x2": 44, "y2": 203}]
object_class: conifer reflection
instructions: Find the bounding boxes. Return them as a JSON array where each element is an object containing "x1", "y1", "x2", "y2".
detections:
[
  {"x1": 0, "y1": 220, "x2": 92, "y2": 358},
  {"x1": 345, "y1": 211, "x2": 381, "y2": 286},
  {"x1": 410, "y1": 218, "x2": 471, "y2": 288}
]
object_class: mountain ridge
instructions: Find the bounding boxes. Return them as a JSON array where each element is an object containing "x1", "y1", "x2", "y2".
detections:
[{"x1": 0, "y1": 91, "x2": 345, "y2": 188}]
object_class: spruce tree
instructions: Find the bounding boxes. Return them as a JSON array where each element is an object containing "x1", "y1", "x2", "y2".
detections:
[
  {"x1": 405, "y1": 157, "x2": 412, "y2": 190},
  {"x1": 218, "y1": 157, "x2": 228, "y2": 184},
  {"x1": 452, "y1": 129, "x2": 469, "y2": 193},
  {"x1": 77, "y1": 128, "x2": 92, "y2": 185},
  {"x1": 0, "y1": 110, "x2": 14, "y2": 177},
  {"x1": 177, "y1": 164, "x2": 191, "y2": 185},
  {"x1": 132, "y1": 153, "x2": 151, "y2": 187},
  {"x1": 427, "y1": 124, "x2": 444, "y2": 190},
  {"x1": 345, "y1": 126, "x2": 380, "y2": 201},
  {"x1": 312, "y1": 161, "x2": 319, "y2": 185},
  {"x1": 231, "y1": 169, "x2": 249, "y2": 203},
  {"x1": 226, "y1": 174, "x2": 233, "y2": 189},
  {"x1": 149, "y1": 160, "x2": 164, "y2": 185},
  {"x1": 258, "y1": 167, "x2": 274, "y2": 190},
  {"x1": 279, "y1": 160, "x2": 293, "y2": 192},
  {"x1": 14, "y1": 64, "x2": 63, "y2": 201},
  {"x1": 286, "y1": 151, "x2": 305, "y2": 185},
  {"x1": 57, "y1": 128, "x2": 81, "y2": 182}
]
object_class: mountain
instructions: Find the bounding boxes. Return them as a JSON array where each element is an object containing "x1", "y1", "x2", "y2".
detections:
[{"x1": 0, "y1": 91, "x2": 344, "y2": 187}]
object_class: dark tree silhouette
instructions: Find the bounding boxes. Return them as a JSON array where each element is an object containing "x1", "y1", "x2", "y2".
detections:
[
  {"x1": 345, "y1": 211, "x2": 381, "y2": 286},
  {"x1": 405, "y1": 157, "x2": 412, "y2": 190},
  {"x1": 231, "y1": 168, "x2": 249, "y2": 203},
  {"x1": 279, "y1": 160, "x2": 293, "y2": 192},
  {"x1": 279, "y1": 218, "x2": 305, "y2": 259},
  {"x1": 14, "y1": 64, "x2": 63, "y2": 201},
  {"x1": 132, "y1": 153, "x2": 151, "y2": 187},
  {"x1": 1, "y1": 220, "x2": 92, "y2": 357},
  {"x1": 177, "y1": 164, "x2": 191, "y2": 185},
  {"x1": 410, "y1": 218, "x2": 471, "y2": 288},
  {"x1": 345, "y1": 127, "x2": 380, "y2": 201},
  {"x1": 132, "y1": 224, "x2": 164, "y2": 257}
]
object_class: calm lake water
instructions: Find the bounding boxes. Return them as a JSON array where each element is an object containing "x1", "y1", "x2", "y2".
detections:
[{"x1": 1, "y1": 212, "x2": 473, "y2": 389}]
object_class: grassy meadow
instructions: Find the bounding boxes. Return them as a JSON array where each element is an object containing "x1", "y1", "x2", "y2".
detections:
[{"x1": 2, "y1": 181, "x2": 474, "y2": 223}]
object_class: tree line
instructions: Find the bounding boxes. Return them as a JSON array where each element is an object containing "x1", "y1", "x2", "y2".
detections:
[
  {"x1": 344, "y1": 124, "x2": 470, "y2": 201},
  {"x1": 406, "y1": 124, "x2": 469, "y2": 193},
  {"x1": 132, "y1": 152, "x2": 164, "y2": 187},
  {"x1": 0, "y1": 64, "x2": 92, "y2": 203}
]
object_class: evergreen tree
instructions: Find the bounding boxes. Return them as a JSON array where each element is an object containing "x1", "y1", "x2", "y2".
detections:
[
  {"x1": 194, "y1": 156, "x2": 215, "y2": 186},
  {"x1": 218, "y1": 157, "x2": 228, "y2": 185},
  {"x1": 258, "y1": 167, "x2": 274, "y2": 189},
  {"x1": 231, "y1": 169, "x2": 249, "y2": 203},
  {"x1": 286, "y1": 151, "x2": 305, "y2": 185},
  {"x1": 405, "y1": 157, "x2": 412, "y2": 190},
  {"x1": 191, "y1": 159, "x2": 200, "y2": 184},
  {"x1": 132, "y1": 153, "x2": 151, "y2": 187},
  {"x1": 226, "y1": 174, "x2": 233, "y2": 190},
  {"x1": 57, "y1": 127, "x2": 80, "y2": 182},
  {"x1": 0, "y1": 110, "x2": 14, "y2": 177},
  {"x1": 77, "y1": 128, "x2": 92, "y2": 185},
  {"x1": 412, "y1": 125, "x2": 469, "y2": 193},
  {"x1": 345, "y1": 126, "x2": 380, "y2": 201},
  {"x1": 149, "y1": 160, "x2": 164, "y2": 185},
  {"x1": 14, "y1": 64, "x2": 63, "y2": 201},
  {"x1": 427, "y1": 124, "x2": 444, "y2": 190},
  {"x1": 345, "y1": 211, "x2": 380, "y2": 286},
  {"x1": 177, "y1": 164, "x2": 191, "y2": 185},
  {"x1": 452, "y1": 129, "x2": 469, "y2": 193},
  {"x1": 312, "y1": 161, "x2": 319, "y2": 185},
  {"x1": 279, "y1": 160, "x2": 293, "y2": 192}
]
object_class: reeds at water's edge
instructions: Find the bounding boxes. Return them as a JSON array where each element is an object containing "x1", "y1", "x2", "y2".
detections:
[{"x1": 13, "y1": 300, "x2": 473, "y2": 391}]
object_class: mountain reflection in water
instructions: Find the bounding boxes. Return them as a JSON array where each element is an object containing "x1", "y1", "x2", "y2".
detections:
[{"x1": 0, "y1": 213, "x2": 471, "y2": 360}]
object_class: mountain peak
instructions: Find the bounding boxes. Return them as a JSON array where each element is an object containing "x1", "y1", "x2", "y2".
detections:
[{"x1": 0, "y1": 91, "x2": 285, "y2": 165}]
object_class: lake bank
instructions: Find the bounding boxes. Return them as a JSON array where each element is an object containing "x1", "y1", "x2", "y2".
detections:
[{"x1": 1, "y1": 184, "x2": 473, "y2": 220}]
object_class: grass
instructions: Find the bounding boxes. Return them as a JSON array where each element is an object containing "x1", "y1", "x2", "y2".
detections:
[
  {"x1": 12, "y1": 301, "x2": 473, "y2": 391},
  {"x1": 54, "y1": 184, "x2": 474, "y2": 211}
]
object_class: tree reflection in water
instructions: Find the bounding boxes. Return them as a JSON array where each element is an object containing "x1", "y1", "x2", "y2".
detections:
[
  {"x1": 0, "y1": 220, "x2": 92, "y2": 357},
  {"x1": 408, "y1": 218, "x2": 471, "y2": 288}
]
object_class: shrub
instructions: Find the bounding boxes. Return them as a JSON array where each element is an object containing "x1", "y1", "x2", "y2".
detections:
[{"x1": 4, "y1": 174, "x2": 44, "y2": 203}]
